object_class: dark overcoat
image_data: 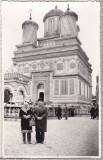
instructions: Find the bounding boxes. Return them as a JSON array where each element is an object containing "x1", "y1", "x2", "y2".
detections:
[
  {"x1": 71, "y1": 106, "x2": 75, "y2": 116},
  {"x1": 33, "y1": 105, "x2": 48, "y2": 132},
  {"x1": 90, "y1": 107, "x2": 96, "y2": 116},
  {"x1": 19, "y1": 108, "x2": 32, "y2": 132},
  {"x1": 57, "y1": 107, "x2": 62, "y2": 116}
]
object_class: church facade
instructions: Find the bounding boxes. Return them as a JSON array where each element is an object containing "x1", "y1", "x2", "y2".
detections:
[{"x1": 4, "y1": 5, "x2": 92, "y2": 115}]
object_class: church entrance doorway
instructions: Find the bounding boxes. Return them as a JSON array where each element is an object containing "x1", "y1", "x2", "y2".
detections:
[
  {"x1": 37, "y1": 83, "x2": 45, "y2": 102},
  {"x1": 39, "y1": 92, "x2": 44, "y2": 102}
]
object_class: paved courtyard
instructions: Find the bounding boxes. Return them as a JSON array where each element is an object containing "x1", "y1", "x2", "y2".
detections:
[{"x1": 3, "y1": 117, "x2": 99, "y2": 158}]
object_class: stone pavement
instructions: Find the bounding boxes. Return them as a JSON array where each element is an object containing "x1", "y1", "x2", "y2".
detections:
[{"x1": 3, "y1": 117, "x2": 99, "y2": 158}]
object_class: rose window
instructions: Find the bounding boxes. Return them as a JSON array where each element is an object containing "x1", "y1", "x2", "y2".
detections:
[{"x1": 40, "y1": 62, "x2": 45, "y2": 69}]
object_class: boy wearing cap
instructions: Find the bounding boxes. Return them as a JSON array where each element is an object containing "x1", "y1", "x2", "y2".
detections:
[{"x1": 33, "y1": 98, "x2": 48, "y2": 144}]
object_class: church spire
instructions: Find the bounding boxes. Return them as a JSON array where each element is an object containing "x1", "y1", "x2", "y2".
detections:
[
  {"x1": 67, "y1": 4, "x2": 70, "y2": 11},
  {"x1": 29, "y1": 9, "x2": 32, "y2": 20},
  {"x1": 55, "y1": 5, "x2": 57, "y2": 9}
]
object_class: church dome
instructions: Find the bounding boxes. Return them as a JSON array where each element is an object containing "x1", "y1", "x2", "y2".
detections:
[
  {"x1": 43, "y1": 6, "x2": 63, "y2": 22},
  {"x1": 22, "y1": 19, "x2": 39, "y2": 30},
  {"x1": 22, "y1": 12, "x2": 39, "y2": 44},
  {"x1": 63, "y1": 5, "x2": 78, "y2": 21}
]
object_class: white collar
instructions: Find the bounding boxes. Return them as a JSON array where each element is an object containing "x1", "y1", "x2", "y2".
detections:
[{"x1": 21, "y1": 107, "x2": 29, "y2": 113}]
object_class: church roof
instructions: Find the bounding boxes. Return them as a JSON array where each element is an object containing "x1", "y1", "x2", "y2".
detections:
[
  {"x1": 22, "y1": 20, "x2": 39, "y2": 29},
  {"x1": 43, "y1": 6, "x2": 63, "y2": 22},
  {"x1": 62, "y1": 5, "x2": 78, "y2": 21},
  {"x1": 4, "y1": 66, "x2": 30, "y2": 82}
]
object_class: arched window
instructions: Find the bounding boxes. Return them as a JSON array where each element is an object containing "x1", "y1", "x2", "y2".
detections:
[
  {"x1": 49, "y1": 19, "x2": 54, "y2": 35},
  {"x1": 19, "y1": 90, "x2": 24, "y2": 96},
  {"x1": 18, "y1": 90, "x2": 25, "y2": 103},
  {"x1": 37, "y1": 84, "x2": 44, "y2": 89},
  {"x1": 37, "y1": 83, "x2": 44, "y2": 102},
  {"x1": 4, "y1": 89, "x2": 13, "y2": 103}
]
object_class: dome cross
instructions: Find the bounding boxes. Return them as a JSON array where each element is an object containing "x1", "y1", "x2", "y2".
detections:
[
  {"x1": 55, "y1": 5, "x2": 57, "y2": 9},
  {"x1": 29, "y1": 9, "x2": 32, "y2": 20},
  {"x1": 67, "y1": 4, "x2": 70, "y2": 11}
]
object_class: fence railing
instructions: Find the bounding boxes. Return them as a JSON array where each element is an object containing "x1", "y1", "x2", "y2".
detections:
[{"x1": 4, "y1": 105, "x2": 90, "y2": 120}]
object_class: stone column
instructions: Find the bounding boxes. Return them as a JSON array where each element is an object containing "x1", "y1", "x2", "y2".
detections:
[
  {"x1": 12, "y1": 90, "x2": 17, "y2": 103},
  {"x1": 89, "y1": 86, "x2": 92, "y2": 104},
  {"x1": 45, "y1": 78, "x2": 49, "y2": 102},
  {"x1": 17, "y1": 108, "x2": 20, "y2": 116},
  {"x1": 75, "y1": 77, "x2": 79, "y2": 96},
  {"x1": 8, "y1": 107, "x2": 11, "y2": 116},
  {"x1": 49, "y1": 72, "x2": 53, "y2": 101},
  {"x1": 4, "y1": 107, "x2": 6, "y2": 116},
  {"x1": 13, "y1": 108, "x2": 15, "y2": 116}
]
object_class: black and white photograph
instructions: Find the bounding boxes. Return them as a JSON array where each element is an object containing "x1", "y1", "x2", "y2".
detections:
[{"x1": 2, "y1": 1, "x2": 101, "y2": 158}]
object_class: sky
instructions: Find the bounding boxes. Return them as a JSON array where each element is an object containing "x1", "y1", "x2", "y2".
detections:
[{"x1": 2, "y1": 1, "x2": 100, "y2": 95}]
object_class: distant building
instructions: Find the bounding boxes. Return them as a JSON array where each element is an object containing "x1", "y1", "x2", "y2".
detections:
[
  {"x1": 4, "y1": 5, "x2": 92, "y2": 117},
  {"x1": 92, "y1": 76, "x2": 99, "y2": 107}
]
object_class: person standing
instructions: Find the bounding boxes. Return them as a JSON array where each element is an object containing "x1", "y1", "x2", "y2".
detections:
[
  {"x1": 64, "y1": 105, "x2": 68, "y2": 120},
  {"x1": 71, "y1": 106, "x2": 75, "y2": 117},
  {"x1": 95, "y1": 105, "x2": 99, "y2": 119},
  {"x1": 57, "y1": 105, "x2": 62, "y2": 120},
  {"x1": 19, "y1": 102, "x2": 33, "y2": 144},
  {"x1": 90, "y1": 106, "x2": 96, "y2": 119},
  {"x1": 33, "y1": 98, "x2": 48, "y2": 144}
]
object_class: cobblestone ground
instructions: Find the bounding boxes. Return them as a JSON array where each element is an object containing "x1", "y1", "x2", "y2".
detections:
[{"x1": 3, "y1": 117, "x2": 99, "y2": 158}]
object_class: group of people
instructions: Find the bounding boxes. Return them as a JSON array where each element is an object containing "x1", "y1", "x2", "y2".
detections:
[
  {"x1": 19, "y1": 101, "x2": 76, "y2": 144},
  {"x1": 19, "y1": 98, "x2": 48, "y2": 144},
  {"x1": 90, "y1": 105, "x2": 99, "y2": 119},
  {"x1": 55, "y1": 105, "x2": 75, "y2": 120},
  {"x1": 19, "y1": 100, "x2": 99, "y2": 144}
]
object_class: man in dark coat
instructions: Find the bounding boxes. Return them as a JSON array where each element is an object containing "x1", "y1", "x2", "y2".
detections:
[
  {"x1": 33, "y1": 98, "x2": 48, "y2": 144},
  {"x1": 90, "y1": 106, "x2": 96, "y2": 119}
]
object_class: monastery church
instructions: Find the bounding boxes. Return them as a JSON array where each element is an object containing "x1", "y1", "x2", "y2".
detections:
[{"x1": 4, "y1": 5, "x2": 92, "y2": 114}]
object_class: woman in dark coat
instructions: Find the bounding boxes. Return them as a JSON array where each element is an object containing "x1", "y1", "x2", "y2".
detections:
[
  {"x1": 19, "y1": 103, "x2": 33, "y2": 144},
  {"x1": 33, "y1": 99, "x2": 48, "y2": 144}
]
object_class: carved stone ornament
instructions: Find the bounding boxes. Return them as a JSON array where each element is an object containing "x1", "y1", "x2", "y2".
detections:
[
  {"x1": 24, "y1": 67, "x2": 29, "y2": 73},
  {"x1": 32, "y1": 63, "x2": 37, "y2": 70},
  {"x1": 49, "y1": 61, "x2": 54, "y2": 68},
  {"x1": 40, "y1": 62, "x2": 45, "y2": 69},
  {"x1": 70, "y1": 62, "x2": 76, "y2": 69}
]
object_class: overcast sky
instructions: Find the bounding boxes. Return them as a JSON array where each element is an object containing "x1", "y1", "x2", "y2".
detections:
[{"x1": 2, "y1": 1, "x2": 100, "y2": 95}]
